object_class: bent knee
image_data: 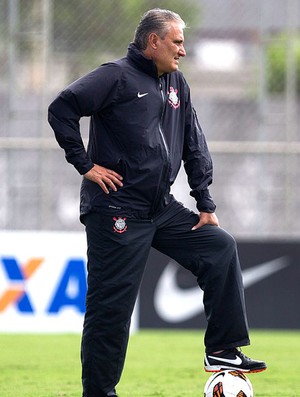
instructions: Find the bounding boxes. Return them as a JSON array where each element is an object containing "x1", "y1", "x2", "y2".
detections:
[{"x1": 214, "y1": 227, "x2": 237, "y2": 254}]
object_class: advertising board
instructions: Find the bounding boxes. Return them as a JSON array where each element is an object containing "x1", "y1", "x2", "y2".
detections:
[{"x1": 0, "y1": 231, "x2": 299, "y2": 332}]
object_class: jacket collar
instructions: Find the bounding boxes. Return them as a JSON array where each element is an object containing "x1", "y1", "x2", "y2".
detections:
[{"x1": 127, "y1": 42, "x2": 159, "y2": 79}]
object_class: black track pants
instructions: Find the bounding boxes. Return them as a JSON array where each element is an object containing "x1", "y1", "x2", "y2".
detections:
[{"x1": 81, "y1": 200, "x2": 250, "y2": 397}]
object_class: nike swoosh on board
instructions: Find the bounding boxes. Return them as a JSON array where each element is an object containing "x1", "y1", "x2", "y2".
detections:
[{"x1": 154, "y1": 257, "x2": 289, "y2": 323}]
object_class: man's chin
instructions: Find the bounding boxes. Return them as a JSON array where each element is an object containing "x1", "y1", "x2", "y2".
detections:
[
  {"x1": 159, "y1": 65, "x2": 179, "y2": 75},
  {"x1": 170, "y1": 64, "x2": 179, "y2": 73}
]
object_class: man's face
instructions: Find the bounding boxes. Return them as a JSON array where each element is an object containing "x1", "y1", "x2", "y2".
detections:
[{"x1": 154, "y1": 22, "x2": 186, "y2": 76}]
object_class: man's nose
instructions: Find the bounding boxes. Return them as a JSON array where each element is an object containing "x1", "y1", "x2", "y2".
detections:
[{"x1": 179, "y1": 46, "x2": 186, "y2": 57}]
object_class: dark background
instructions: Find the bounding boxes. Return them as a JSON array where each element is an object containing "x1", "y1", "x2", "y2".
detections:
[{"x1": 139, "y1": 241, "x2": 300, "y2": 329}]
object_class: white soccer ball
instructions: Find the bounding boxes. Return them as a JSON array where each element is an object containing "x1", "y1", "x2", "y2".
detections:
[{"x1": 204, "y1": 370, "x2": 254, "y2": 397}]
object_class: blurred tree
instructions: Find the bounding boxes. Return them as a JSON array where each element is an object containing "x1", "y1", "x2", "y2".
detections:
[{"x1": 266, "y1": 35, "x2": 300, "y2": 96}]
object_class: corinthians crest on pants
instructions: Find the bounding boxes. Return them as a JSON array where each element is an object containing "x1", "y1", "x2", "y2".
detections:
[{"x1": 113, "y1": 217, "x2": 127, "y2": 233}]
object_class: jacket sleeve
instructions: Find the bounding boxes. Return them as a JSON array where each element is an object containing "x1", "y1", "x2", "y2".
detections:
[
  {"x1": 48, "y1": 63, "x2": 120, "y2": 175},
  {"x1": 182, "y1": 84, "x2": 216, "y2": 213}
]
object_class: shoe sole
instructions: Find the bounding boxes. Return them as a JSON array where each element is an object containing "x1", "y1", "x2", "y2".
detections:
[{"x1": 204, "y1": 365, "x2": 267, "y2": 374}]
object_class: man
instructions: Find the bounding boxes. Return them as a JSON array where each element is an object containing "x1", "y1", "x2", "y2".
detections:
[{"x1": 48, "y1": 8, "x2": 266, "y2": 397}]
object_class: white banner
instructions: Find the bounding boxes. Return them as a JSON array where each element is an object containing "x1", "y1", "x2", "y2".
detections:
[{"x1": 0, "y1": 231, "x2": 138, "y2": 333}]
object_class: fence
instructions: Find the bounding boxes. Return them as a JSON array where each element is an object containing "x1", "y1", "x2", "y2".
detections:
[{"x1": 0, "y1": 0, "x2": 300, "y2": 238}]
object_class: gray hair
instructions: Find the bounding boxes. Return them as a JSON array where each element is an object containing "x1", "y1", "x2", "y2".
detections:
[{"x1": 133, "y1": 8, "x2": 186, "y2": 50}]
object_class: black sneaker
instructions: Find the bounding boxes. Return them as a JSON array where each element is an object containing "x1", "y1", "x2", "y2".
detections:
[{"x1": 204, "y1": 348, "x2": 267, "y2": 373}]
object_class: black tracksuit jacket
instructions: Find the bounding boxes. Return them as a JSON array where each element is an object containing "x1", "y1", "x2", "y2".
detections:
[{"x1": 48, "y1": 43, "x2": 216, "y2": 219}]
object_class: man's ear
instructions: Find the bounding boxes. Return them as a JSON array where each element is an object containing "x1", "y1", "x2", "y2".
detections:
[{"x1": 148, "y1": 32, "x2": 159, "y2": 49}]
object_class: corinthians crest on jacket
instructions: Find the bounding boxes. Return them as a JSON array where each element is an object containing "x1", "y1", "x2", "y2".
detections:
[{"x1": 168, "y1": 86, "x2": 180, "y2": 109}]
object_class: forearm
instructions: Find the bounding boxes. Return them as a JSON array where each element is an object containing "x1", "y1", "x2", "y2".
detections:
[{"x1": 48, "y1": 94, "x2": 94, "y2": 175}]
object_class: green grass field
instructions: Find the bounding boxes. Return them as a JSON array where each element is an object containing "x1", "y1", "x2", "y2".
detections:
[{"x1": 0, "y1": 330, "x2": 299, "y2": 397}]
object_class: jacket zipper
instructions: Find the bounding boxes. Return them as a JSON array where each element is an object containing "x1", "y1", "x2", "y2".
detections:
[
  {"x1": 158, "y1": 83, "x2": 169, "y2": 156},
  {"x1": 149, "y1": 80, "x2": 171, "y2": 217}
]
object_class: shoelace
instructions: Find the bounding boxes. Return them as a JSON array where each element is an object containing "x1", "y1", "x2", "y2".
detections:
[{"x1": 234, "y1": 348, "x2": 251, "y2": 362}]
